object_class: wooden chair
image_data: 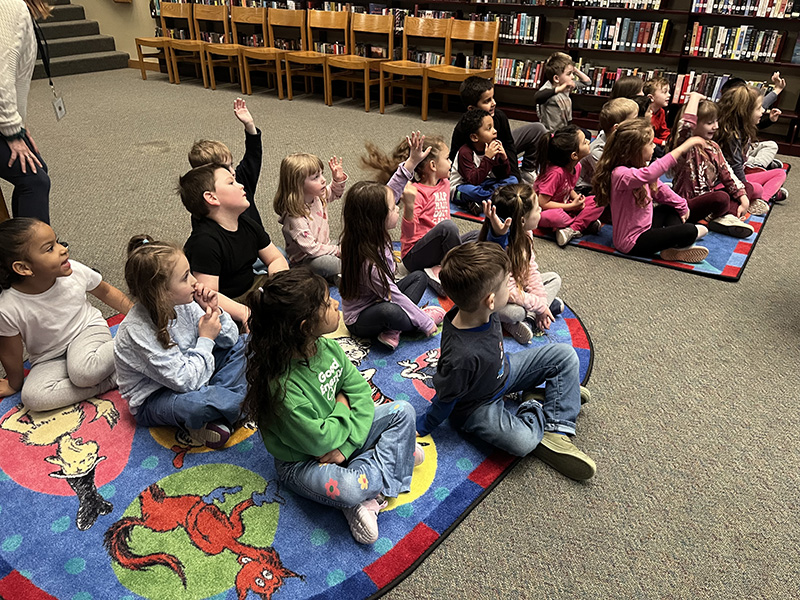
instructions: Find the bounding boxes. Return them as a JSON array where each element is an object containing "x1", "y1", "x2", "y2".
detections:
[
  {"x1": 134, "y1": 1, "x2": 193, "y2": 83},
  {"x1": 205, "y1": 5, "x2": 262, "y2": 92},
  {"x1": 325, "y1": 12, "x2": 394, "y2": 112},
  {"x1": 423, "y1": 20, "x2": 499, "y2": 121},
  {"x1": 193, "y1": 4, "x2": 233, "y2": 90},
  {"x1": 168, "y1": 2, "x2": 209, "y2": 88},
  {"x1": 285, "y1": 10, "x2": 349, "y2": 105},
  {"x1": 379, "y1": 17, "x2": 452, "y2": 119},
  {"x1": 241, "y1": 7, "x2": 301, "y2": 100}
]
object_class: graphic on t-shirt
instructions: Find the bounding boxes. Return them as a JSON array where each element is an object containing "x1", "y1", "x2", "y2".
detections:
[
  {"x1": 398, "y1": 348, "x2": 440, "y2": 401},
  {"x1": 105, "y1": 464, "x2": 302, "y2": 599},
  {"x1": 0, "y1": 391, "x2": 134, "y2": 530}
]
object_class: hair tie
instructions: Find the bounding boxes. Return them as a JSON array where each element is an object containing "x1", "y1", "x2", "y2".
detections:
[
  {"x1": 258, "y1": 287, "x2": 264, "y2": 294},
  {"x1": 141, "y1": 238, "x2": 149, "y2": 245}
]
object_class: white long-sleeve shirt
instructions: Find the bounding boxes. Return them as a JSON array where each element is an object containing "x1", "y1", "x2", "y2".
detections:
[{"x1": 0, "y1": 0, "x2": 36, "y2": 137}]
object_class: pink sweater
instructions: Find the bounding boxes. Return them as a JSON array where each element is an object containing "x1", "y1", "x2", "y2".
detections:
[
  {"x1": 400, "y1": 178, "x2": 451, "y2": 258},
  {"x1": 507, "y1": 232, "x2": 548, "y2": 315},
  {"x1": 610, "y1": 154, "x2": 689, "y2": 254},
  {"x1": 279, "y1": 177, "x2": 347, "y2": 265}
]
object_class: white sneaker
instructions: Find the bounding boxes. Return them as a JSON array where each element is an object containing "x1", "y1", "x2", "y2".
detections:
[
  {"x1": 414, "y1": 442, "x2": 425, "y2": 467},
  {"x1": 502, "y1": 320, "x2": 533, "y2": 345},
  {"x1": 707, "y1": 214, "x2": 754, "y2": 239},
  {"x1": 659, "y1": 245, "x2": 709, "y2": 264},
  {"x1": 748, "y1": 198, "x2": 770, "y2": 215},
  {"x1": 555, "y1": 227, "x2": 580, "y2": 248},
  {"x1": 695, "y1": 224, "x2": 708, "y2": 240},
  {"x1": 342, "y1": 497, "x2": 387, "y2": 544}
]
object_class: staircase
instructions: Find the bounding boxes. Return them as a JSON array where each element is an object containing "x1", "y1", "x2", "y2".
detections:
[{"x1": 33, "y1": 0, "x2": 129, "y2": 79}]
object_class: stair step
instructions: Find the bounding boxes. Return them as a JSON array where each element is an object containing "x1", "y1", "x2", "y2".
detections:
[
  {"x1": 33, "y1": 51, "x2": 130, "y2": 79},
  {"x1": 41, "y1": 34, "x2": 116, "y2": 59},
  {"x1": 38, "y1": 19, "x2": 99, "y2": 40},
  {"x1": 45, "y1": 4, "x2": 84, "y2": 22},
  {"x1": 48, "y1": 0, "x2": 73, "y2": 5}
]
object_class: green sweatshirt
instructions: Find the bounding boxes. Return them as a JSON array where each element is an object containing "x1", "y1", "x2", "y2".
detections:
[{"x1": 259, "y1": 337, "x2": 375, "y2": 463}]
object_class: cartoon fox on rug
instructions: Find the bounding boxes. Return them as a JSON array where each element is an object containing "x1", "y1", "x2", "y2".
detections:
[{"x1": 104, "y1": 483, "x2": 303, "y2": 599}]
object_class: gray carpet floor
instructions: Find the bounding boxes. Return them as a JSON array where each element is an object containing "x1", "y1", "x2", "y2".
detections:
[{"x1": 4, "y1": 69, "x2": 799, "y2": 599}]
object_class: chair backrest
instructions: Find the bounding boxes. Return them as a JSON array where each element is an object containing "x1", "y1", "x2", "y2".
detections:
[
  {"x1": 268, "y1": 8, "x2": 307, "y2": 51},
  {"x1": 231, "y1": 6, "x2": 267, "y2": 48},
  {"x1": 193, "y1": 4, "x2": 230, "y2": 43},
  {"x1": 449, "y1": 20, "x2": 500, "y2": 70},
  {"x1": 402, "y1": 17, "x2": 452, "y2": 63},
  {"x1": 160, "y1": 1, "x2": 194, "y2": 40},
  {"x1": 350, "y1": 12, "x2": 394, "y2": 60},
  {"x1": 307, "y1": 10, "x2": 349, "y2": 54}
]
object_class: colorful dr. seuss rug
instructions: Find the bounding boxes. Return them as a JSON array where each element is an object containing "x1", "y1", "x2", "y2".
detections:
[{"x1": 0, "y1": 292, "x2": 593, "y2": 600}]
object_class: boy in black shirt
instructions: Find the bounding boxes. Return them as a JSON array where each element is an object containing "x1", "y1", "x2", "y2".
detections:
[
  {"x1": 416, "y1": 241, "x2": 595, "y2": 481},
  {"x1": 449, "y1": 77, "x2": 548, "y2": 187},
  {"x1": 180, "y1": 163, "x2": 288, "y2": 324}
]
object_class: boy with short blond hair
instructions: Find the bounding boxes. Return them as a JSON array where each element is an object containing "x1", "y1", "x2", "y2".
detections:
[
  {"x1": 643, "y1": 77, "x2": 672, "y2": 151},
  {"x1": 188, "y1": 98, "x2": 264, "y2": 227},
  {"x1": 416, "y1": 242, "x2": 596, "y2": 481},
  {"x1": 535, "y1": 52, "x2": 592, "y2": 132},
  {"x1": 180, "y1": 163, "x2": 288, "y2": 324}
]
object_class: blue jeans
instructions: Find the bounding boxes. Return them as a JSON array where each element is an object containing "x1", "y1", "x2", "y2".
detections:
[
  {"x1": 274, "y1": 401, "x2": 417, "y2": 508},
  {"x1": 135, "y1": 336, "x2": 248, "y2": 430},
  {"x1": 459, "y1": 344, "x2": 581, "y2": 457},
  {"x1": 455, "y1": 175, "x2": 518, "y2": 205}
]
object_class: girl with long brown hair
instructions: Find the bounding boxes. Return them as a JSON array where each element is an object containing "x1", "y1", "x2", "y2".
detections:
[{"x1": 592, "y1": 119, "x2": 710, "y2": 263}]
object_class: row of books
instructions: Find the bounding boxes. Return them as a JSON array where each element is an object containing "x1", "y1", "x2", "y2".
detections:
[
  {"x1": 197, "y1": 31, "x2": 230, "y2": 42},
  {"x1": 406, "y1": 50, "x2": 447, "y2": 65},
  {"x1": 573, "y1": 62, "x2": 677, "y2": 95},
  {"x1": 571, "y1": 0, "x2": 662, "y2": 7},
  {"x1": 154, "y1": 26, "x2": 192, "y2": 38},
  {"x1": 495, "y1": 58, "x2": 543, "y2": 88},
  {"x1": 684, "y1": 23, "x2": 786, "y2": 62},
  {"x1": 354, "y1": 43, "x2": 390, "y2": 58},
  {"x1": 690, "y1": 0, "x2": 800, "y2": 17},
  {"x1": 312, "y1": 41, "x2": 348, "y2": 53},
  {"x1": 238, "y1": 33, "x2": 266, "y2": 45},
  {"x1": 567, "y1": 17, "x2": 670, "y2": 53},
  {"x1": 495, "y1": 13, "x2": 546, "y2": 45}
]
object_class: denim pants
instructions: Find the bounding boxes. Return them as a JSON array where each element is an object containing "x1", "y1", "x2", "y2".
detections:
[
  {"x1": 459, "y1": 343, "x2": 581, "y2": 457},
  {"x1": 455, "y1": 175, "x2": 518, "y2": 205},
  {"x1": 274, "y1": 401, "x2": 417, "y2": 508},
  {"x1": 135, "y1": 336, "x2": 248, "y2": 430}
]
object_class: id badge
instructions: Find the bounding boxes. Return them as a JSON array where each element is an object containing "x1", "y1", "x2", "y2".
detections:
[{"x1": 53, "y1": 96, "x2": 66, "y2": 121}]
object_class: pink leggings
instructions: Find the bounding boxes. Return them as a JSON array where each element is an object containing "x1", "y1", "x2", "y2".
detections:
[
  {"x1": 539, "y1": 195, "x2": 605, "y2": 232},
  {"x1": 744, "y1": 169, "x2": 786, "y2": 201}
]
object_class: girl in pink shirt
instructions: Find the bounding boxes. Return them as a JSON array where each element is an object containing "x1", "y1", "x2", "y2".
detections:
[
  {"x1": 593, "y1": 119, "x2": 709, "y2": 263},
  {"x1": 362, "y1": 134, "x2": 476, "y2": 293},
  {"x1": 274, "y1": 153, "x2": 347, "y2": 285},
  {"x1": 533, "y1": 125, "x2": 605, "y2": 248}
]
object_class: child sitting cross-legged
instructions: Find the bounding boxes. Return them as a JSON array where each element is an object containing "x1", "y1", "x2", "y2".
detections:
[
  {"x1": 449, "y1": 109, "x2": 517, "y2": 214},
  {"x1": 416, "y1": 242, "x2": 596, "y2": 481},
  {"x1": 180, "y1": 162, "x2": 289, "y2": 326},
  {"x1": 114, "y1": 236, "x2": 247, "y2": 448},
  {"x1": 243, "y1": 269, "x2": 422, "y2": 545}
]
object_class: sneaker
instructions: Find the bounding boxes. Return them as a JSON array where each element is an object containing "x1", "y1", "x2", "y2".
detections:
[
  {"x1": 522, "y1": 385, "x2": 591, "y2": 405},
  {"x1": 422, "y1": 305, "x2": 446, "y2": 326},
  {"x1": 695, "y1": 224, "x2": 708, "y2": 240},
  {"x1": 548, "y1": 297, "x2": 565, "y2": 317},
  {"x1": 748, "y1": 198, "x2": 770, "y2": 215},
  {"x1": 467, "y1": 201, "x2": 483, "y2": 216},
  {"x1": 377, "y1": 330, "x2": 401, "y2": 350},
  {"x1": 707, "y1": 214, "x2": 754, "y2": 239},
  {"x1": 769, "y1": 187, "x2": 789, "y2": 203},
  {"x1": 414, "y1": 442, "x2": 425, "y2": 467},
  {"x1": 583, "y1": 220, "x2": 602, "y2": 236},
  {"x1": 659, "y1": 245, "x2": 709, "y2": 263},
  {"x1": 532, "y1": 432, "x2": 596, "y2": 481},
  {"x1": 423, "y1": 266, "x2": 446, "y2": 297},
  {"x1": 187, "y1": 422, "x2": 231, "y2": 449},
  {"x1": 555, "y1": 227, "x2": 580, "y2": 248},
  {"x1": 502, "y1": 320, "x2": 533, "y2": 345},
  {"x1": 767, "y1": 159, "x2": 785, "y2": 171},
  {"x1": 342, "y1": 497, "x2": 387, "y2": 544}
]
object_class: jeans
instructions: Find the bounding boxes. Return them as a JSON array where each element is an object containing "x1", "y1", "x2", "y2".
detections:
[
  {"x1": 135, "y1": 336, "x2": 248, "y2": 430},
  {"x1": 455, "y1": 175, "x2": 518, "y2": 204},
  {"x1": 347, "y1": 271, "x2": 427, "y2": 338},
  {"x1": 274, "y1": 401, "x2": 417, "y2": 507},
  {"x1": 0, "y1": 134, "x2": 50, "y2": 223},
  {"x1": 459, "y1": 344, "x2": 581, "y2": 457}
]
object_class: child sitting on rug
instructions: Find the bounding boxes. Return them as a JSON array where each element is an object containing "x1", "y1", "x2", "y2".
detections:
[
  {"x1": 180, "y1": 162, "x2": 289, "y2": 325},
  {"x1": 114, "y1": 235, "x2": 247, "y2": 449},
  {"x1": 362, "y1": 132, "x2": 475, "y2": 290},
  {"x1": 449, "y1": 109, "x2": 517, "y2": 211},
  {"x1": 188, "y1": 98, "x2": 265, "y2": 228},
  {"x1": 478, "y1": 184, "x2": 563, "y2": 345},
  {"x1": 243, "y1": 268, "x2": 422, "y2": 545},
  {"x1": 416, "y1": 241, "x2": 595, "y2": 481},
  {"x1": 273, "y1": 153, "x2": 347, "y2": 286},
  {"x1": 643, "y1": 76, "x2": 672, "y2": 159},
  {"x1": 593, "y1": 119, "x2": 709, "y2": 263},
  {"x1": 0, "y1": 218, "x2": 132, "y2": 410},
  {"x1": 533, "y1": 125, "x2": 605, "y2": 247},
  {"x1": 669, "y1": 91, "x2": 755, "y2": 238},
  {"x1": 339, "y1": 180, "x2": 445, "y2": 350}
]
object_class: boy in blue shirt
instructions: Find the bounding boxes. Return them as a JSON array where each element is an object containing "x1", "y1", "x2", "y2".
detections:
[{"x1": 416, "y1": 241, "x2": 595, "y2": 480}]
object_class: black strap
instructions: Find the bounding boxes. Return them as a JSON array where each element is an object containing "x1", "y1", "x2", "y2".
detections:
[{"x1": 32, "y1": 16, "x2": 56, "y2": 93}]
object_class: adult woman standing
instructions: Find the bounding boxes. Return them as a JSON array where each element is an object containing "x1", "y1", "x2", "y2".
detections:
[{"x1": 0, "y1": 0, "x2": 51, "y2": 223}]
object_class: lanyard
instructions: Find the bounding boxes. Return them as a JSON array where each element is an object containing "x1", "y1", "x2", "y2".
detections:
[{"x1": 32, "y1": 17, "x2": 57, "y2": 100}]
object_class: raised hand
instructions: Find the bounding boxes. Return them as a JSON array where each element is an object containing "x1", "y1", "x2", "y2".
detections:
[
  {"x1": 233, "y1": 98, "x2": 255, "y2": 133},
  {"x1": 482, "y1": 200, "x2": 512, "y2": 236},
  {"x1": 406, "y1": 130, "x2": 431, "y2": 168},
  {"x1": 329, "y1": 156, "x2": 346, "y2": 182},
  {"x1": 771, "y1": 71, "x2": 786, "y2": 93}
]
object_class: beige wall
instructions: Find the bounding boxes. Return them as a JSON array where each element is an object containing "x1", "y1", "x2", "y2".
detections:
[{"x1": 81, "y1": 0, "x2": 156, "y2": 61}]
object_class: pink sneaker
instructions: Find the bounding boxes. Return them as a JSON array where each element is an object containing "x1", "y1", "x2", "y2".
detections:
[
  {"x1": 414, "y1": 442, "x2": 425, "y2": 467},
  {"x1": 342, "y1": 496, "x2": 388, "y2": 544},
  {"x1": 377, "y1": 329, "x2": 401, "y2": 350},
  {"x1": 422, "y1": 305, "x2": 446, "y2": 326}
]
